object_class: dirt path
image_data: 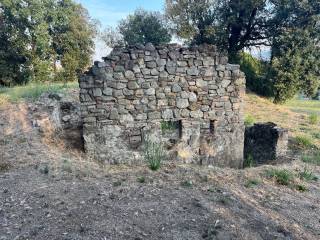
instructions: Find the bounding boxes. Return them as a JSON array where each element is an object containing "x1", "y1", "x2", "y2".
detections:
[{"x1": 0, "y1": 102, "x2": 320, "y2": 240}]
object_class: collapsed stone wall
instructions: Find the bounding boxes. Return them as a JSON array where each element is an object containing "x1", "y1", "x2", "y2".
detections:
[{"x1": 79, "y1": 43, "x2": 246, "y2": 168}]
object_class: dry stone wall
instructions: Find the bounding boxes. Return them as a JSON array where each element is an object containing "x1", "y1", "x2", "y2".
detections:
[{"x1": 79, "y1": 43, "x2": 246, "y2": 168}]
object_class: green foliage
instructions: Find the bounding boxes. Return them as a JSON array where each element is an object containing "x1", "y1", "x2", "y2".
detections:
[
  {"x1": 0, "y1": 82, "x2": 77, "y2": 103},
  {"x1": 165, "y1": 0, "x2": 320, "y2": 101},
  {"x1": 0, "y1": 162, "x2": 12, "y2": 172},
  {"x1": 181, "y1": 180, "x2": 193, "y2": 188},
  {"x1": 244, "y1": 114, "x2": 255, "y2": 126},
  {"x1": 298, "y1": 167, "x2": 318, "y2": 182},
  {"x1": 39, "y1": 165, "x2": 50, "y2": 175},
  {"x1": 301, "y1": 152, "x2": 320, "y2": 166},
  {"x1": 102, "y1": 9, "x2": 171, "y2": 47},
  {"x1": 309, "y1": 113, "x2": 318, "y2": 125},
  {"x1": 0, "y1": 0, "x2": 97, "y2": 86},
  {"x1": 244, "y1": 178, "x2": 260, "y2": 188},
  {"x1": 294, "y1": 184, "x2": 308, "y2": 192},
  {"x1": 294, "y1": 135, "x2": 315, "y2": 149},
  {"x1": 137, "y1": 176, "x2": 146, "y2": 183},
  {"x1": 165, "y1": 0, "x2": 270, "y2": 62},
  {"x1": 272, "y1": 29, "x2": 320, "y2": 104},
  {"x1": 161, "y1": 121, "x2": 178, "y2": 133},
  {"x1": 239, "y1": 52, "x2": 273, "y2": 97},
  {"x1": 243, "y1": 154, "x2": 254, "y2": 168},
  {"x1": 144, "y1": 138, "x2": 165, "y2": 171},
  {"x1": 266, "y1": 169, "x2": 294, "y2": 186}
]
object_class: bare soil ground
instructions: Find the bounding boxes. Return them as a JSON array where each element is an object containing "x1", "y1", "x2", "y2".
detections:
[{"x1": 1, "y1": 99, "x2": 320, "y2": 240}]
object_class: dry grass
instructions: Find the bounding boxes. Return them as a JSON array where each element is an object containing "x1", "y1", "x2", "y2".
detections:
[{"x1": 245, "y1": 93, "x2": 320, "y2": 148}]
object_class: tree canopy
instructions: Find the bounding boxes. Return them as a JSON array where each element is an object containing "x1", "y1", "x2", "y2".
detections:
[
  {"x1": 165, "y1": 0, "x2": 320, "y2": 102},
  {"x1": 101, "y1": 9, "x2": 171, "y2": 48},
  {"x1": 0, "y1": 0, "x2": 97, "y2": 86}
]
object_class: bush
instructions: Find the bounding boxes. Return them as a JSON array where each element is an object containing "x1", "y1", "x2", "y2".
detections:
[
  {"x1": 144, "y1": 138, "x2": 165, "y2": 171},
  {"x1": 239, "y1": 52, "x2": 273, "y2": 97},
  {"x1": 266, "y1": 169, "x2": 294, "y2": 185},
  {"x1": 244, "y1": 114, "x2": 256, "y2": 126},
  {"x1": 309, "y1": 113, "x2": 318, "y2": 124}
]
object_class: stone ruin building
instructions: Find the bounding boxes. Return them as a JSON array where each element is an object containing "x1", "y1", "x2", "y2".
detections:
[{"x1": 79, "y1": 43, "x2": 246, "y2": 168}]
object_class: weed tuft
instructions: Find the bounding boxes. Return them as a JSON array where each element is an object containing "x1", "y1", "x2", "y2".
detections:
[
  {"x1": 298, "y1": 167, "x2": 318, "y2": 181},
  {"x1": 294, "y1": 135, "x2": 315, "y2": 149},
  {"x1": 244, "y1": 178, "x2": 261, "y2": 188},
  {"x1": 266, "y1": 169, "x2": 294, "y2": 186},
  {"x1": 160, "y1": 121, "x2": 178, "y2": 133},
  {"x1": 181, "y1": 180, "x2": 193, "y2": 188},
  {"x1": 137, "y1": 176, "x2": 146, "y2": 183},
  {"x1": 0, "y1": 162, "x2": 11, "y2": 172},
  {"x1": 302, "y1": 151, "x2": 320, "y2": 165},
  {"x1": 244, "y1": 114, "x2": 256, "y2": 126},
  {"x1": 144, "y1": 138, "x2": 165, "y2": 171},
  {"x1": 243, "y1": 154, "x2": 254, "y2": 168},
  {"x1": 309, "y1": 113, "x2": 318, "y2": 125},
  {"x1": 295, "y1": 184, "x2": 308, "y2": 192}
]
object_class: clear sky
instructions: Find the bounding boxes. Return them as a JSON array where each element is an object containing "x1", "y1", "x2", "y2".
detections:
[{"x1": 77, "y1": 0, "x2": 165, "y2": 27}]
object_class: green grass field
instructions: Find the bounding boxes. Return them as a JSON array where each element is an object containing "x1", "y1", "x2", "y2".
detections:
[
  {"x1": 0, "y1": 82, "x2": 78, "y2": 105},
  {"x1": 285, "y1": 99, "x2": 320, "y2": 115}
]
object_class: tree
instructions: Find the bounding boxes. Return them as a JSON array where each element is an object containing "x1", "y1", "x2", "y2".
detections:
[
  {"x1": 0, "y1": 0, "x2": 31, "y2": 86},
  {"x1": 0, "y1": 0, "x2": 97, "y2": 86},
  {"x1": 101, "y1": 9, "x2": 171, "y2": 47},
  {"x1": 166, "y1": 0, "x2": 320, "y2": 102},
  {"x1": 165, "y1": 0, "x2": 270, "y2": 62},
  {"x1": 270, "y1": 0, "x2": 320, "y2": 103},
  {"x1": 51, "y1": 0, "x2": 97, "y2": 81},
  {"x1": 272, "y1": 29, "x2": 320, "y2": 103}
]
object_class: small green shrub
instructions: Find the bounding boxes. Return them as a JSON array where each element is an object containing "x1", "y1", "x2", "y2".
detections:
[
  {"x1": 266, "y1": 169, "x2": 294, "y2": 186},
  {"x1": 113, "y1": 180, "x2": 122, "y2": 187},
  {"x1": 295, "y1": 184, "x2": 308, "y2": 192},
  {"x1": 218, "y1": 195, "x2": 232, "y2": 205},
  {"x1": 302, "y1": 151, "x2": 320, "y2": 165},
  {"x1": 39, "y1": 165, "x2": 49, "y2": 174},
  {"x1": 137, "y1": 176, "x2": 146, "y2": 183},
  {"x1": 244, "y1": 178, "x2": 261, "y2": 188},
  {"x1": 61, "y1": 159, "x2": 72, "y2": 173},
  {"x1": 243, "y1": 154, "x2": 254, "y2": 168},
  {"x1": 161, "y1": 121, "x2": 178, "y2": 133},
  {"x1": 309, "y1": 113, "x2": 318, "y2": 125},
  {"x1": 181, "y1": 180, "x2": 193, "y2": 188},
  {"x1": 299, "y1": 167, "x2": 318, "y2": 181},
  {"x1": 244, "y1": 114, "x2": 256, "y2": 126},
  {"x1": 144, "y1": 138, "x2": 165, "y2": 171},
  {"x1": 312, "y1": 132, "x2": 320, "y2": 139},
  {"x1": 0, "y1": 162, "x2": 11, "y2": 172},
  {"x1": 294, "y1": 135, "x2": 314, "y2": 149}
]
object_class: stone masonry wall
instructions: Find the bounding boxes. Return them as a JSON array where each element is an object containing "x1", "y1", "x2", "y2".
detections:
[{"x1": 79, "y1": 43, "x2": 246, "y2": 168}]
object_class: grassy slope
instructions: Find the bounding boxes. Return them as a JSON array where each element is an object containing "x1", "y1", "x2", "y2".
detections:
[
  {"x1": 0, "y1": 82, "x2": 78, "y2": 105},
  {"x1": 245, "y1": 93, "x2": 320, "y2": 148}
]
